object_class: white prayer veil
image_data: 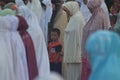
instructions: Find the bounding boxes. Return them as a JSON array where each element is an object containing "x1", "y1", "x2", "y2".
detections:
[
  {"x1": 15, "y1": 0, "x2": 25, "y2": 7},
  {"x1": 27, "y1": 0, "x2": 42, "y2": 22},
  {"x1": 40, "y1": 0, "x2": 53, "y2": 43},
  {"x1": 4, "y1": 15, "x2": 29, "y2": 80},
  {"x1": 0, "y1": 16, "x2": 15, "y2": 80}
]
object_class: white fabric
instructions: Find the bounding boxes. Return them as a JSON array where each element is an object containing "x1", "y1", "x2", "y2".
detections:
[
  {"x1": 100, "y1": 0, "x2": 111, "y2": 28},
  {"x1": 15, "y1": 0, "x2": 25, "y2": 7},
  {"x1": 80, "y1": 2, "x2": 92, "y2": 22},
  {"x1": 27, "y1": 0, "x2": 42, "y2": 22},
  {"x1": 4, "y1": 15, "x2": 29, "y2": 80},
  {"x1": 35, "y1": 72, "x2": 63, "y2": 80},
  {"x1": 40, "y1": 0, "x2": 53, "y2": 44},
  {"x1": 18, "y1": 5, "x2": 50, "y2": 77},
  {"x1": 0, "y1": 16, "x2": 15, "y2": 80},
  {"x1": 76, "y1": 0, "x2": 83, "y2": 4},
  {"x1": 42, "y1": 0, "x2": 53, "y2": 23}
]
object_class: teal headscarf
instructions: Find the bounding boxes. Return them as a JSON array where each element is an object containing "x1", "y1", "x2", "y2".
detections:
[
  {"x1": 4, "y1": 2, "x2": 15, "y2": 9},
  {"x1": 0, "y1": 9, "x2": 15, "y2": 16},
  {"x1": 86, "y1": 30, "x2": 120, "y2": 80}
]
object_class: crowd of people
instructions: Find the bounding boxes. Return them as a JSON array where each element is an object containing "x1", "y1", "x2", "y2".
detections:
[{"x1": 0, "y1": 0, "x2": 120, "y2": 80}]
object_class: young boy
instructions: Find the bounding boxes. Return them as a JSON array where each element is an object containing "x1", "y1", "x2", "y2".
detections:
[{"x1": 48, "y1": 28, "x2": 63, "y2": 75}]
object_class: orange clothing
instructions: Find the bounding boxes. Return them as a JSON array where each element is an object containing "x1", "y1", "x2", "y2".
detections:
[{"x1": 48, "y1": 41, "x2": 62, "y2": 62}]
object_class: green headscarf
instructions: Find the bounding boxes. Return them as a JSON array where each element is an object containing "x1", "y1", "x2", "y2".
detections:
[
  {"x1": 3, "y1": 2, "x2": 19, "y2": 15},
  {"x1": 0, "y1": 9, "x2": 15, "y2": 16},
  {"x1": 4, "y1": 2, "x2": 15, "y2": 9}
]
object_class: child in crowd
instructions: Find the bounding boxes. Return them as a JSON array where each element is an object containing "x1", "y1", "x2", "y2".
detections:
[{"x1": 48, "y1": 28, "x2": 63, "y2": 75}]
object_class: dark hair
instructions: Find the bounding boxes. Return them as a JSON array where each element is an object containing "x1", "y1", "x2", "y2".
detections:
[
  {"x1": 51, "y1": 28, "x2": 61, "y2": 37},
  {"x1": 0, "y1": 0, "x2": 15, "y2": 3}
]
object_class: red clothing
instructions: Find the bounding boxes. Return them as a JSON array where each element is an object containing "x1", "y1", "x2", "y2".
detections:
[
  {"x1": 48, "y1": 41, "x2": 62, "y2": 62},
  {"x1": 17, "y1": 15, "x2": 38, "y2": 80},
  {"x1": 81, "y1": 58, "x2": 91, "y2": 80}
]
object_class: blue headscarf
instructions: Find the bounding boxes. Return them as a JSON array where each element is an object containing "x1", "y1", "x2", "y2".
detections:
[{"x1": 86, "y1": 30, "x2": 120, "y2": 80}]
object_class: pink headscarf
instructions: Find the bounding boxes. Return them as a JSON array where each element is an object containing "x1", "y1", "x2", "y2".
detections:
[
  {"x1": 82, "y1": 0, "x2": 108, "y2": 57},
  {"x1": 81, "y1": 0, "x2": 108, "y2": 80},
  {"x1": 87, "y1": 0, "x2": 101, "y2": 13}
]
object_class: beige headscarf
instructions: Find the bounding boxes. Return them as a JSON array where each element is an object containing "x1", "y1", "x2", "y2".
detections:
[
  {"x1": 63, "y1": 1, "x2": 80, "y2": 15},
  {"x1": 63, "y1": 1, "x2": 85, "y2": 63}
]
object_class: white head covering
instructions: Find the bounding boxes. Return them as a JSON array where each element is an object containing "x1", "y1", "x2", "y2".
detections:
[
  {"x1": 76, "y1": 0, "x2": 83, "y2": 4},
  {"x1": 42, "y1": 0, "x2": 53, "y2": 22},
  {"x1": 27, "y1": 0, "x2": 42, "y2": 22},
  {"x1": 15, "y1": 0, "x2": 25, "y2": 7},
  {"x1": 4, "y1": 15, "x2": 29, "y2": 80},
  {"x1": 19, "y1": 5, "x2": 41, "y2": 32},
  {"x1": 79, "y1": 0, "x2": 92, "y2": 22},
  {"x1": 40, "y1": 0, "x2": 53, "y2": 44}
]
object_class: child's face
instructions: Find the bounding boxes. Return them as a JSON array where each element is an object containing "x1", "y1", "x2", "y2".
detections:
[{"x1": 51, "y1": 32, "x2": 59, "y2": 42}]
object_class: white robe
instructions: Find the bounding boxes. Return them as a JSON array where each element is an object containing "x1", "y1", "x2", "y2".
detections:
[
  {"x1": 0, "y1": 16, "x2": 28, "y2": 80},
  {"x1": 18, "y1": 5, "x2": 50, "y2": 77},
  {"x1": 40, "y1": 0, "x2": 52, "y2": 44},
  {"x1": 80, "y1": 2, "x2": 92, "y2": 22},
  {"x1": 4, "y1": 15, "x2": 29, "y2": 80},
  {"x1": 0, "y1": 16, "x2": 15, "y2": 80}
]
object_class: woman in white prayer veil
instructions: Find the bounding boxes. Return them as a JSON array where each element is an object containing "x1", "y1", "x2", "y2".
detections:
[
  {"x1": 16, "y1": 0, "x2": 50, "y2": 78},
  {"x1": 40, "y1": 0, "x2": 53, "y2": 44},
  {"x1": 4, "y1": 15, "x2": 29, "y2": 80},
  {"x1": 0, "y1": 16, "x2": 15, "y2": 80},
  {"x1": 26, "y1": 0, "x2": 42, "y2": 22}
]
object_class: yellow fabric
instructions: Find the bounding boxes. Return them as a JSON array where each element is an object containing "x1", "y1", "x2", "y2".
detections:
[{"x1": 54, "y1": 9, "x2": 68, "y2": 47}]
